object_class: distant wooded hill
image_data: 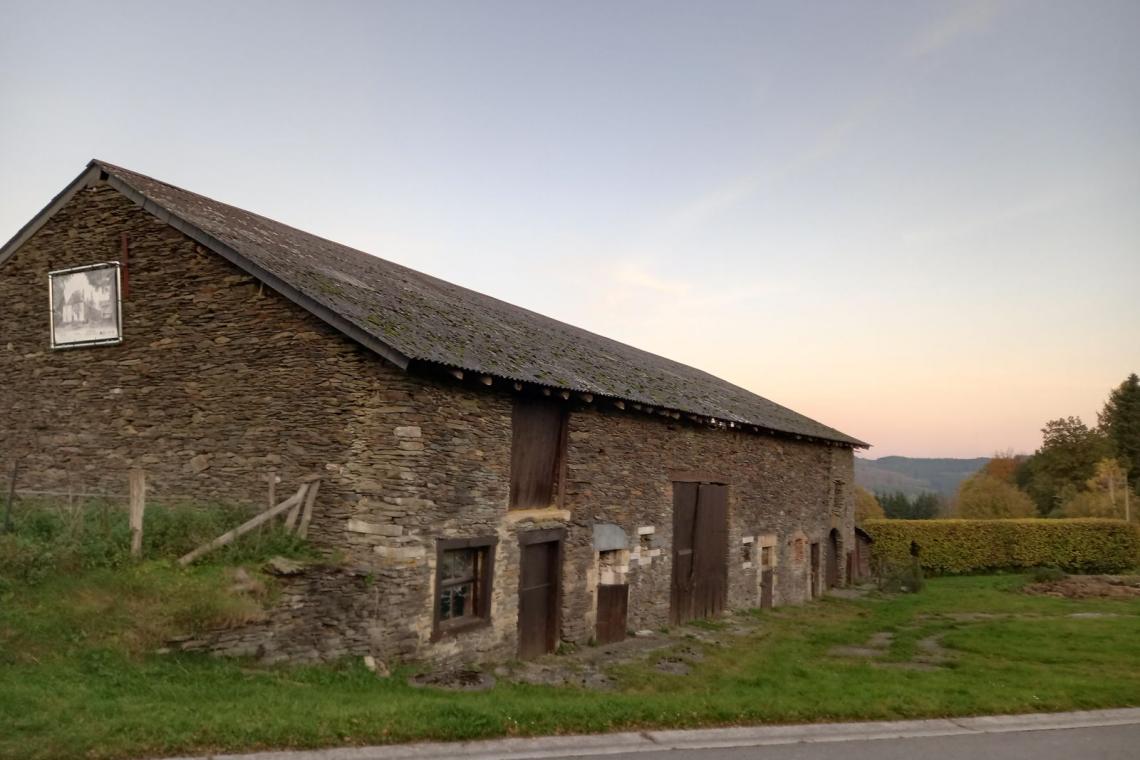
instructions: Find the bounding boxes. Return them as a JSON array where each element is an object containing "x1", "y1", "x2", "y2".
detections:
[{"x1": 855, "y1": 456, "x2": 990, "y2": 499}]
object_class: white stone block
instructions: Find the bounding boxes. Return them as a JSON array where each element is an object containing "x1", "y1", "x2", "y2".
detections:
[
  {"x1": 346, "y1": 519, "x2": 403, "y2": 537},
  {"x1": 394, "y1": 426, "x2": 422, "y2": 438},
  {"x1": 637, "y1": 526, "x2": 655, "y2": 535}
]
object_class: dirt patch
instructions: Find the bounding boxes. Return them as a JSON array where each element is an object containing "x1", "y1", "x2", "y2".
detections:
[
  {"x1": 409, "y1": 668, "x2": 495, "y2": 691},
  {"x1": 1025, "y1": 575, "x2": 1140, "y2": 600},
  {"x1": 655, "y1": 657, "x2": 692, "y2": 675}
]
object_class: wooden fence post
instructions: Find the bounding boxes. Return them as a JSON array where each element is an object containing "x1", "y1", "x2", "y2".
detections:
[{"x1": 129, "y1": 469, "x2": 146, "y2": 558}]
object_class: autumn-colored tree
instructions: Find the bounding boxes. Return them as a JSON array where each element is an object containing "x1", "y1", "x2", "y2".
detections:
[
  {"x1": 954, "y1": 473, "x2": 1036, "y2": 519},
  {"x1": 1099, "y1": 373, "x2": 1140, "y2": 489},
  {"x1": 981, "y1": 449, "x2": 1024, "y2": 483},
  {"x1": 854, "y1": 486, "x2": 884, "y2": 522}
]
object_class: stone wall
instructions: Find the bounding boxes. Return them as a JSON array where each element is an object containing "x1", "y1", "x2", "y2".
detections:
[{"x1": 1, "y1": 180, "x2": 856, "y2": 665}]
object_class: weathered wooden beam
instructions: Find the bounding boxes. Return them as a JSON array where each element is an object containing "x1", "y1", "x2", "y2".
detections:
[
  {"x1": 128, "y1": 469, "x2": 146, "y2": 558},
  {"x1": 283, "y1": 492, "x2": 303, "y2": 533},
  {"x1": 296, "y1": 479, "x2": 321, "y2": 539},
  {"x1": 178, "y1": 486, "x2": 306, "y2": 566}
]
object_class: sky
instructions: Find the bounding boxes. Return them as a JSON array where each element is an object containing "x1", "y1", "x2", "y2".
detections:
[{"x1": 2, "y1": 0, "x2": 1137, "y2": 458}]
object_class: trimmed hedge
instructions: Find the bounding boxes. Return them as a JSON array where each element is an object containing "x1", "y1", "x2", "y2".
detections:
[{"x1": 864, "y1": 518, "x2": 1140, "y2": 575}]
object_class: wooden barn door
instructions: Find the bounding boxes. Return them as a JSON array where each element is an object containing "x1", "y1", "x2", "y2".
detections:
[
  {"x1": 810, "y1": 542, "x2": 820, "y2": 599},
  {"x1": 760, "y1": 568, "x2": 774, "y2": 609},
  {"x1": 826, "y1": 529, "x2": 840, "y2": 589},
  {"x1": 671, "y1": 482, "x2": 728, "y2": 624},
  {"x1": 518, "y1": 530, "x2": 562, "y2": 659},
  {"x1": 595, "y1": 584, "x2": 629, "y2": 645}
]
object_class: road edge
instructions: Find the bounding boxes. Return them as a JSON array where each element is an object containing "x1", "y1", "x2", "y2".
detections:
[{"x1": 160, "y1": 707, "x2": 1140, "y2": 760}]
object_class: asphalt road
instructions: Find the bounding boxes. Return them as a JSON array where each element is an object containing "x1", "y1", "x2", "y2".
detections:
[{"x1": 546, "y1": 723, "x2": 1140, "y2": 760}]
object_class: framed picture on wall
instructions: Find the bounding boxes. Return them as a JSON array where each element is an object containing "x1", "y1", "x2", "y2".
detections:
[{"x1": 48, "y1": 262, "x2": 123, "y2": 349}]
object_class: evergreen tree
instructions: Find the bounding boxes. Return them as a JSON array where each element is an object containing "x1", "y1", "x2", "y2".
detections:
[{"x1": 1099, "y1": 373, "x2": 1140, "y2": 489}]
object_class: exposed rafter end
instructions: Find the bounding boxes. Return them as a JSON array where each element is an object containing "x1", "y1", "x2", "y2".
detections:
[
  {"x1": 449, "y1": 369, "x2": 464, "y2": 381},
  {"x1": 542, "y1": 388, "x2": 552, "y2": 396},
  {"x1": 480, "y1": 376, "x2": 493, "y2": 386},
  {"x1": 579, "y1": 393, "x2": 593, "y2": 403},
  {"x1": 613, "y1": 400, "x2": 626, "y2": 410},
  {"x1": 560, "y1": 390, "x2": 570, "y2": 400}
]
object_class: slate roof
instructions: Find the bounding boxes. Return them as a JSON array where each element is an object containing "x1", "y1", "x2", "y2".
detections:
[{"x1": 10, "y1": 160, "x2": 867, "y2": 447}]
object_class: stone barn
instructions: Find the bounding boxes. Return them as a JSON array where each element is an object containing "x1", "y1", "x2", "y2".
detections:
[{"x1": 0, "y1": 160, "x2": 867, "y2": 663}]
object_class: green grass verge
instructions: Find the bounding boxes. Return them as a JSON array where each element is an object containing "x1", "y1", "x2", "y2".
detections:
[{"x1": 2, "y1": 574, "x2": 1138, "y2": 760}]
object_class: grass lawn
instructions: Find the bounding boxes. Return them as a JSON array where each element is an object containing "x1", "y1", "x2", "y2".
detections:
[{"x1": 2, "y1": 570, "x2": 1139, "y2": 760}]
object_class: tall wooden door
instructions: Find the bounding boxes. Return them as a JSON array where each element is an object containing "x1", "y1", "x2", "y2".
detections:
[
  {"x1": 670, "y1": 482, "x2": 728, "y2": 624},
  {"x1": 518, "y1": 532, "x2": 561, "y2": 659},
  {"x1": 810, "y1": 542, "x2": 820, "y2": 599},
  {"x1": 826, "y1": 529, "x2": 840, "y2": 589},
  {"x1": 760, "y1": 568, "x2": 774, "y2": 609}
]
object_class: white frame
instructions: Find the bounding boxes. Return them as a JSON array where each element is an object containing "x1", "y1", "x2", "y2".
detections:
[{"x1": 48, "y1": 261, "x2": 124, "y2": 349}]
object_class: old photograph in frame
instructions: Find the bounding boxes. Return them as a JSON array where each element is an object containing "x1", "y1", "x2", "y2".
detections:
[{"x1": 48, "y1": 262, "x2": 123, "y2": 348}]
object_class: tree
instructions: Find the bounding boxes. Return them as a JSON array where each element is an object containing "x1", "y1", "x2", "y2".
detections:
[
  {"x1": 1099, "y1": 373, "x2": 1140, "y2": 489},
  {"x1": 1062, "y1": 457, "x2": 1131, "y2": 519},
  {"x1": 1020, "y1": 417, "x2": 1111, "y2": 515},
  {"x1": 954, "y1": 473, "x2": 1036, "y2": 519},
  {"x1": 875, "y1": 490, "x2": 942, "y2": 519},
  {"x1": 981, "y1": 449, "x2": 1024, "y2": 483},
  {"x1": 854, "y1": 486, "x2": 884, "y2": 522}
]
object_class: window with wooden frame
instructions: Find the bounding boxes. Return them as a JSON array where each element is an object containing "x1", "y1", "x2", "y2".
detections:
[
  {"x1": 509, "y1": 396, "x2": 567, "y2": 509},
  {"x1": 433, "y1": 536, "x2": 496, "y2": 639}
]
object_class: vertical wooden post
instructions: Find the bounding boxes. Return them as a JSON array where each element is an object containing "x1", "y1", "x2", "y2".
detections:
[
  {"x1": 2, "y1": 459, "x2": 17, "y2": 534},
  {"x1": 129, "y1": 469, "x2": 146, "y2": 558},
  {"x1": 267, "y1": 470, "x2": 277, "y2": 512}
]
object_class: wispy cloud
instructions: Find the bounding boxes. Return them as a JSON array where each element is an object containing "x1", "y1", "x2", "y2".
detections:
[
  {"x1": 658, "y1": 89, "x2": 888, "y2": 239},
  {"x1": 904, "y1": 0, "x2": 1009, "y2": 58}
]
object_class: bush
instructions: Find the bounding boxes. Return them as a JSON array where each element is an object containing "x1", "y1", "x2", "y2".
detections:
[
  {"x1": 864, "y1": 518, "x2": 1140, "y2": 575},
  {"x1": 0, "y1": 499, "x2": 313, "y2": 584},
  {"x1": 1030, "y1": 565, "x2": 1066, "y2": 583}
]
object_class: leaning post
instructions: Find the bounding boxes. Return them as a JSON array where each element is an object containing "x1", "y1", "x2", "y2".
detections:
[{"x1": 129, "y1": 468, "x2": 147, "y2": 558}]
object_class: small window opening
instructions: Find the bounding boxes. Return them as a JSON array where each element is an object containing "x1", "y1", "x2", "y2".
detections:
[{"x1": 434, "y1": 537, "x2": 496, "y2": 638}]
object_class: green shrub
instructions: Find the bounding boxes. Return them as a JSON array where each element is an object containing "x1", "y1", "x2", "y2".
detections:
[
  {"x1": 864, "y1": 518, "x2": 1140, "y2": 575},
  {"x1": 1030, "y1": 565, "x2": 1067, "y2": 583},
  {"x1": 0, "y1": 499, "x2": 314, "y2": 584}
]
